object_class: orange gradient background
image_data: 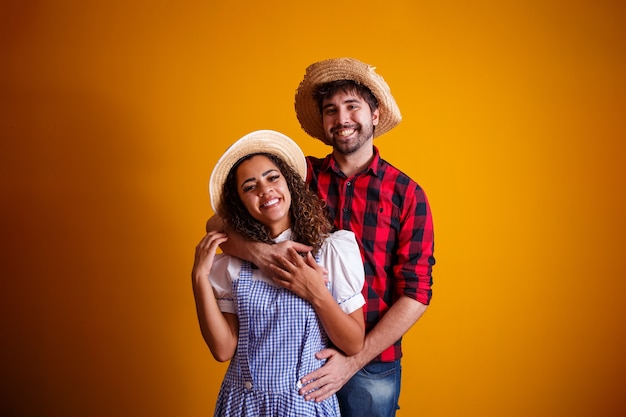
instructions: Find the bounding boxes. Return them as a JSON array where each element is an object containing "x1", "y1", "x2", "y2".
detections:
[{"x1": 1, "y1": 1, "x2": 624, "y2": 416}]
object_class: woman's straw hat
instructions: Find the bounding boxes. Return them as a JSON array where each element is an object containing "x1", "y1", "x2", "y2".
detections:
[
  {"x1": 294, "y1": 57, "x2": 402, "y2": 144},
  {"x1": 209, "y1": 130, "x2": 306, "y2": 215}
]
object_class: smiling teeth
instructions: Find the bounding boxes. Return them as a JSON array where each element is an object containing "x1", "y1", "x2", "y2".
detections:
[
  {"x1": 261, "y1": 198, "x2": 279, "y2": 208},
  {"x1": 337, "y1": 129, "x2": 355, "y2": 137}
]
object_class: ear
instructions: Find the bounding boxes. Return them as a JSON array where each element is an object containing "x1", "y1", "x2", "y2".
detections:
[{"x1": 372, "y1": 108, "x2": 380, "y2": 126}]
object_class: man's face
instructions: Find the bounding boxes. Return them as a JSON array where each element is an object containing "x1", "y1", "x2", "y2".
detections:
[{"x1": 321, "y1": 90, "x2": 379, "y2": 155}]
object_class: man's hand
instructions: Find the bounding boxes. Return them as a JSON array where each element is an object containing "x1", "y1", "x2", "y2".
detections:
[
  {"x1": 204, "y1": 215, "x2": 313, "y2": 277},
  {"x1": 298, "y1": 348, "x2": 360, "y2": 402},
  {"x1": 251, "y1": 241, "x2": 314, "y2": 277}
]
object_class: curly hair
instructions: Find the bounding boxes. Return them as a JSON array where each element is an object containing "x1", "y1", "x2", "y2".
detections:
[{"x1": 218, "y1": 153, "x2": 331, "y2": 255}]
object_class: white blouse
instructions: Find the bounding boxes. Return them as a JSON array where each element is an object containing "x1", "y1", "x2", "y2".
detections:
[{"x1": 209, "y1": 229, "x2": 365, "y2": 315}]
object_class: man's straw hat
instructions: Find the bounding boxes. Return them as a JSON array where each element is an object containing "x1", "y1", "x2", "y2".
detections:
[{"x1": 294, "y1": 57, "x2": 402, "y2": 144}]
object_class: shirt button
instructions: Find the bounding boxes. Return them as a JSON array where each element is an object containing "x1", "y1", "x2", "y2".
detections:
[
  {"x1": 244, "y1": 381, "x2": 253, "y2": 390},
  {"x1": 346, "y1": 181, "x2": 352, "y2": 187}
]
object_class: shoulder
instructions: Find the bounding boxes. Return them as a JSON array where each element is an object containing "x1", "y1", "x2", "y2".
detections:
[
  {"x1": 318, "y1": 230, "x2": 362, "y2": 270},
  {"x1": 321, "y1": 231, "x2": 365, "y2": 312},
  {"x1": 323, "y1": 229, "x2": 359, "y2": 250},
  {"x1": 209, "y1": 254, "x2": 243, "y2": 286},
  {"x1": 306, "y1": 155, "x2": 327, "y2": 165},
  {"x1": 377, "y1": 157, "x2": 429, "y2": 201},
  {"x1": 306, "y1": 154, "x2": 332, "y2": 173}
]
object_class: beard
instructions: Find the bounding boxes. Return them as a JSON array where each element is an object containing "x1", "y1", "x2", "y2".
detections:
[{"x1": 328, "y1": 122, "x2": 376, "y2": 155}]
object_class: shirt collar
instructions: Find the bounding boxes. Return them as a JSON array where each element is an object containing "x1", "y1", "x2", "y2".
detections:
[
  {"x1": 321, "y1": 146, "x2": 382, "y2": 178},
  {"x1": 273, "y1": 228, "x2": 293, "y2": 243}
]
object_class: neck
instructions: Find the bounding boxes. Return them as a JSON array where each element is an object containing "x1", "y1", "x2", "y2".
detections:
[
  {"x1": 267, "y1": 219, "x2": 291, "y2": 239},
  {"x1": 333, "y1": 142, "x2": 375, "y2": 178}
]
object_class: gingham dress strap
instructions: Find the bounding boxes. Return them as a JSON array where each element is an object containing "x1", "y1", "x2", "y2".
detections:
[{"x1": 233, "y1": 260, "x2": 254, "y2": 385}]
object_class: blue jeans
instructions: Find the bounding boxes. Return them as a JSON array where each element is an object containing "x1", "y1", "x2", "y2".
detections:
[{"x1": 336, "y1": 360, "x2": 402, "y2": 417}]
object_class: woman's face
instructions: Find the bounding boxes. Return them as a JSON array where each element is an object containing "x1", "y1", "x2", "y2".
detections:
[{"x1": 235, "y1": 155, "x2": 292, "y2": 238}]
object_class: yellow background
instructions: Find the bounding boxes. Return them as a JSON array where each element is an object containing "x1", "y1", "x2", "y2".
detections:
[{"x1": 1, "y1": 1, "x2": 624, "y2": 416}]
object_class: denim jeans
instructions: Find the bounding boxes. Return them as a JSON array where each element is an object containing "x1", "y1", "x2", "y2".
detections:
[{"x1": 336, "y1": 360, "x2": 402, "y2": 417}]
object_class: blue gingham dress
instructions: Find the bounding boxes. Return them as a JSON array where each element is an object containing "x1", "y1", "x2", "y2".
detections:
[{"x1": 214, "y1": 259, "x2": 340, "y2": 416}]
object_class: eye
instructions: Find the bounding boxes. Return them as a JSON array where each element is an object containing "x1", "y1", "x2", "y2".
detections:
[
  {"x1": 268, "y1": 174, "x2": 281, "y2": 182},
  {"x1": 242, "y1": 184, "x2": 255, "y2": 192}
]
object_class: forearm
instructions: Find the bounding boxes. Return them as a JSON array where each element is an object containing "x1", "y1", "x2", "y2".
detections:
[
  {"x1": 312, "y1": 294, "x2": 364, "y2": 356},
  {"x1": 206, "y1": 215, "x2": 280, "y2": 272},
  {"x1": 192, "y1": 277, "x2": 238, "y2": 361},
  {"x1": 353, "y1": 296, "x2": 427, "y2": 368}
]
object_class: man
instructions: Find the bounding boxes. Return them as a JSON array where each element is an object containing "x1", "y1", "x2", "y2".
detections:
[{"x1": 208, "y1": 57, "x2": 435, "y2": 416}]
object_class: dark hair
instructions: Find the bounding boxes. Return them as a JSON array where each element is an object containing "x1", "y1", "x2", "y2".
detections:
[
  {"x1": 219, "y1": 153, "x2": 331, "y2": 254},
  {"x1": 312, "y1": 79, "x2": 379, "y2": 115}
]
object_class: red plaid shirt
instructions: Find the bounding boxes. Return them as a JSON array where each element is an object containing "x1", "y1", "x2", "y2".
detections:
[{"x1": 306, "y1": 147, "x2": 435, "y2": 362}]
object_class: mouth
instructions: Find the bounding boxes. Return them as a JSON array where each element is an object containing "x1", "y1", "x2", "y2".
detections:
[
  {"x1": 332, "y1": 125, "x2": 358, "y2": 138},
  {"x1": 336, "y1": 128, "x2": 356, "y2": 137},
  {"x1": 260, "y1": 198, "x2": 280, "y2": 209}
]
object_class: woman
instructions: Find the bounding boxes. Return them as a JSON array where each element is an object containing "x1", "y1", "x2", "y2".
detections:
[{"x1": 191, "y1": 130, "x2": 365, "y2": 416}]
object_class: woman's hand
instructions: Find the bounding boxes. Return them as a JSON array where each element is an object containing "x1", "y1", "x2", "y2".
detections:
[
  {"x1": 192, "y1": 231, "x2": 228, "y2": 285},
  {"x1": 269, "y1": 248, "x2": 328, "y2": 300}
]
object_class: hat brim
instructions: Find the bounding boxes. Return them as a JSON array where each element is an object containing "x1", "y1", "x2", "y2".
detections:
[
  {"x1": 209, "y1": 130, "x2": 306, "y2": 215},
  {"x1": 294, "y1": 57, "x2": 402, "y2": 144}
]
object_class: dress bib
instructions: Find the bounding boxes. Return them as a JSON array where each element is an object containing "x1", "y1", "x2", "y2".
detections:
[{"x1": 214, "y1": 260, "x2": 340, "y2": 416}]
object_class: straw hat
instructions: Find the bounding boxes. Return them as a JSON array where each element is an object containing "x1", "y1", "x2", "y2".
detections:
[
  {"x1": 209, "y1": 130, "x2": 306, "y2": 215},
  {"x1": 294, "y1": 57, "x2": 402, "y2": 144}
]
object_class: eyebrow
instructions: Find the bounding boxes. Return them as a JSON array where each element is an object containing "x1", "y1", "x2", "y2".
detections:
[
  {"x1": 322, "y1": 97, "x2": 362, "y2": 111},
  {"x1": 240, "y1": 168, "x2": 280, "y2": 188}
]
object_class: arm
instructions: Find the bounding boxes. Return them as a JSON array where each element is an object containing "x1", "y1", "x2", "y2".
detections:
[
  {"x1": 206, "y1": 215, "x2": 312, "y2": 277},
  {"x1": 300, "y1": 296, "x2": 426, "y2": 401},
  {"x1": 191, "y1": 231, "x2": 239, "y2": 362},
  {"x1": 270, "y1": 249, "x2": 365, "y2": 356}
]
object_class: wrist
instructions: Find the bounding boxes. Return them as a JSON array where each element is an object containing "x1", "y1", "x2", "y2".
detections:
[
  {"x1": 192, "y1": 271, "x2": 210, "y2": 286},
  {"x1": 308, "y1": 284, "x2": 334, "y2": 309},
  {"x1": 351, "y1": 345, "x2": 373, "y2": 370}
]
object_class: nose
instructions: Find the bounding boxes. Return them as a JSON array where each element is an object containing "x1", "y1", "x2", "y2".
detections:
[
  {"x1": 337, "y1": 107, "x2": 351, "y2": 124},
  {"x1": 258, "y1": 184, "x2": 273, "y2": 196}
]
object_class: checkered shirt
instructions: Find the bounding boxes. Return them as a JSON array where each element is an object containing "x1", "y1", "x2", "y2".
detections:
[{"x1": 306, "y1": 146, "x2": 435, "y2": 362}]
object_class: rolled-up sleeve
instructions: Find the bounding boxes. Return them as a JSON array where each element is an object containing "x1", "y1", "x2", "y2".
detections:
[{"x1": 394, "y1": 186, "x2": 435, "y2": 305}]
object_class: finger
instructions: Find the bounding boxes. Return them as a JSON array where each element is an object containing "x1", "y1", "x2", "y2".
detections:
[
  {"x1": 299, "y1": 368, "x2": 324, "y2": 387},
  {"x1": 273, "y1": 250, "x2": 298, "y2": 270},
  {"x1": 197, "y1": 233, "x2": 228, "y2": 256},
  {"x1": 286, "y1": 247, "x2": 307, "y2": 266},
  {"x1": 268, "y1": 263, "x2": 291, "y2": 282},
  {"x1": 300, "y1": 377, "x2": 323, "y2": 396},
  {"x1": 271, "y1": 253, "x2": 298, "y2": 272},
  {"x1": 303, "y1": 252, "x2": 325, "y2": 275},
  {"x1": 207, "y1": 236, "x2": 228, "y2": 251},
  {"x1": 200, "y1": 235, "x2": 227, "y2": 252},
  {"x1": 314, "y1": 348, "x2": 336, "y2": 361},
  {"x1": 206, "y1": 231, "x2": 228, "y2": 241},
  {"x1": 198, "y1": 231, "x2": 225, "y2": 247},
  {"x1": 304, "y1": 383, "x2": 337, "y2": 402}
]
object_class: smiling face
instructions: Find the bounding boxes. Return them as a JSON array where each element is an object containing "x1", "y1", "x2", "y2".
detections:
[
  {"x1": 235, "y1": 154, "x2": 292, "y2": 238},
  {"x1": 321, "y1": 90, "x2": 380, "y2": 155}
]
